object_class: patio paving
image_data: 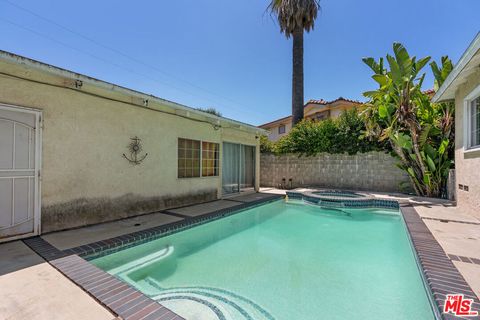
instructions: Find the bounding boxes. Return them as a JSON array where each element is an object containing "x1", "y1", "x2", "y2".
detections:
[
  {"x1": 165, "y1": 199, "x2": 242, "y2": 217},
  {"x1": 0, "y1": 241, "x2": 115, "y2": 320},
  {"x1": 43, "y1": 212, "x2": 183, "y2": 250},
  {"x1": 224, "y1": 191, "x2": 281, "y2": 203}
]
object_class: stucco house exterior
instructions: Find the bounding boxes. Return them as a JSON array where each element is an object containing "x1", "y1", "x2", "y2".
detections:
[
  {"x1": 0, "y1": 51, "x2": 264, "y2": 242},
  {"x1": 259, "y1": 97, "x2": 363, "y2": 141},
  {"x1": 433, "y1": 32, "x2": 480, "y2": 219}
]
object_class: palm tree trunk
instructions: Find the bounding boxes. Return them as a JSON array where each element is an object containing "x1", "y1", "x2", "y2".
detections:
[{"x1": 292, "y1": 27, "x2": 304, "y2": 126}]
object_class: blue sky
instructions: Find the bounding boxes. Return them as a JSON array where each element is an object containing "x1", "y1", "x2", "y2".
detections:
[{"x1": 0, "y1": 0, "x2": 479, "y2": 126}]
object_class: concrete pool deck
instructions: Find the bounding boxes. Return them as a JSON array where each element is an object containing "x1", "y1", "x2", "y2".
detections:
[
  {"x1": 0, "y1": 241, "x2": 115, "y2": 320},
  {"x1": 0, "y1": 190, "x2": 479, "y2": 319}
]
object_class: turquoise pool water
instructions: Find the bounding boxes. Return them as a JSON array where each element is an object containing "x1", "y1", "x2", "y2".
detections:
[{"x1": 91, "y1": 200, "x2": 435, "y2": 320}]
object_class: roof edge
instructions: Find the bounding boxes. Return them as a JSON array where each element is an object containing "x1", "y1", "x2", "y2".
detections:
[
  {"x1": 0, "y1": 50, "x2": 265, "y2": 134},
  {"x1": 432, "y1": 32, "x2": 480, "y2": 102},
  {"x1": 258, "y1": 115, "x2": 292, "y2": 128}
]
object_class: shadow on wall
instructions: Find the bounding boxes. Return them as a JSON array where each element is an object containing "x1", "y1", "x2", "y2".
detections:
[{"x1": 41, "y1": 189, "x2": 218, "y2": 233}]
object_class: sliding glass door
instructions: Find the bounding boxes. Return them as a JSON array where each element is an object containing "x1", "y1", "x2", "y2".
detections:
[{"x1": 222, "y1": 142, "x2": 255, "y2": 195}]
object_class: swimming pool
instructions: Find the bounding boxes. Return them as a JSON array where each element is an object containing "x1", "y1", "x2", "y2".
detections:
[{"x1": 91, "y1": 200, "x2": 435, "y2": 320}]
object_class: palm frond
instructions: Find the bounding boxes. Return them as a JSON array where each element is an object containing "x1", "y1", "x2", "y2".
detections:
[{"x1": 268, "y1": 0, "x2": 321, "y2": 37}]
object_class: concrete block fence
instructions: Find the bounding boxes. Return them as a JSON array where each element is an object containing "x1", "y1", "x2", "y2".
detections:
[{"x1": 260, "y1": 152, "x2": 411, "y2": 193}]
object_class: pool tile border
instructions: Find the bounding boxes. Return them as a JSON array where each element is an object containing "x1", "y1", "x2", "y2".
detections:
[
  {"x1": 400, "y1": 204, "x2": 480, "y2": 320},
  {"x1": 286, "y1": 190, "x2": 400, "y2": 209},
  {"x1": 65, "y1": 194, "x2": 283, "y2": 260},
  {"x1": 22, "y1": 237, "x2": 183, "y2": 320}
]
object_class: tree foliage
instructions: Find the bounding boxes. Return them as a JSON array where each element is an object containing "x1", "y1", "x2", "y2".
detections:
[
  {"x1": 362, "y1": 43, "x2": 454, "y2": 198},
  {"x1": 267, "y1": 0, "x2": 321, "y2": 37},
  {"x1": 261, "y1": 108, "x2": 383, "y2": 156}
]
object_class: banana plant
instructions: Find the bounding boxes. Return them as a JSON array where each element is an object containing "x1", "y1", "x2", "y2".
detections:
[{"x1": 362, "y1": 43, "x2": 454, "y2": 198}]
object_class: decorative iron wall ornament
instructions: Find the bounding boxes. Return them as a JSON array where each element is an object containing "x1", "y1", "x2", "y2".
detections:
[{"x1": 123, "y1": 136, "x2": 148, "y2": 165}]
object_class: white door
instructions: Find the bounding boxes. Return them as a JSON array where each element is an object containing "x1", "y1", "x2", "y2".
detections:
[{"x1": 0, "y1": 104, "x2": 41, "y2": 242}]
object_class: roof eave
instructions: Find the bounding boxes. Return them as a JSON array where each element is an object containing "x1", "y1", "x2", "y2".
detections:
[
  {"x1": 0, "y1": 50, "x2": 265, "y2": 135},
  {"x1": 433, "y1": 32, "x2": 480, "y2": 103}
]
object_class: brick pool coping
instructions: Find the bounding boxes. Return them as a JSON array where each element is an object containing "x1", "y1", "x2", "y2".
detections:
[
  {"x1": 23, "y1": 193, "x2": 479, "y2": 320},
  {"x1": 400, "y1": 203, "x2": 480, "y2": 320},
  {"x1": 22, "y1": 237, "x2": 183, "y2": 320}
]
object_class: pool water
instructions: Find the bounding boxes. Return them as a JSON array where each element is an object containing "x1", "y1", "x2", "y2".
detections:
[{"x1": 91, "y1": 200, "x2": 434, "y2": 320}]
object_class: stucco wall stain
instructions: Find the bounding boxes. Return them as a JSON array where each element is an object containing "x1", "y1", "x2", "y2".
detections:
[{"x1": 41, "y1": 189, "x2": 217, "y2": 233}]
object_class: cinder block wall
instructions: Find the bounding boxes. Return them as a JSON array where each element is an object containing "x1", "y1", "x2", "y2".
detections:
[{"x1": 260, "y1": 152, "x2": 410, "y2": 193}]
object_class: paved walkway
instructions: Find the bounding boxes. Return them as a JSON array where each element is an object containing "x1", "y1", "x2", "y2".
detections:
[{"x1": 0, "y1": 241, "x2": 115, "y2": 320}]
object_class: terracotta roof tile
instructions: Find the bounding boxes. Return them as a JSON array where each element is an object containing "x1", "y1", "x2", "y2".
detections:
[{"x1": 258, "y1": 97, "x2": 362, "y2": 128}]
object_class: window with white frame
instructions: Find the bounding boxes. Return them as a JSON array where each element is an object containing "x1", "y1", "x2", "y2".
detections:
[
  {"x1": 465, "y1": 84, "x2": 480, "y2": 150},
  {"x1": 278, "y1": 124, "x2": 286, "y2": 134},
  {"x1": 470, "y1": 96, "x2": 480, "y2": 148}
]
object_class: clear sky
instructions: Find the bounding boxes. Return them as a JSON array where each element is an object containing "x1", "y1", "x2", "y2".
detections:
[{"x1": 0, "y1": 0, "x2": 479, "y2": 126}]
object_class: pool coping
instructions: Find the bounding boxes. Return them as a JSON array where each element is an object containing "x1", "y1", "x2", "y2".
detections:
[
  {"x1": 22, "y1": 236, "x2": 183, "y2": 320},
  {"x1": 399, "y1": 203, "x2": 480, "y2": 320},
  {"x1": 24, "y1": 192, "x2": 479, "y2": 320}
]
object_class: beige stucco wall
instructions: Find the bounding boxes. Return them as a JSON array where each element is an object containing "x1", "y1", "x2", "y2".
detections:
[
  {"x1": 454, "y1": 67, "x2": 480, "y2": 219},
  {"x1": 265, "y1": 121, "x2": 292, "y2": 141},
  {"x1": 0, "y1": 61, "x2": 260, "y2": 232}
]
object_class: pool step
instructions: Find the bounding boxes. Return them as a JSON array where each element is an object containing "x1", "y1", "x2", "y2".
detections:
[
  {"x1": 147, "y1": 278, "x2": 275, "y2": 320},
  {"x1": 109, "y1": 245, "x2": 175, "y2": 281}
]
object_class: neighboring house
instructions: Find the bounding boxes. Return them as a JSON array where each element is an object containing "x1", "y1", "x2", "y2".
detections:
[
  {"x1": 0, "y1": 51, "x2": 264, "y2": 241},
  {"x1": 432, "y1": 32, "x2": 480, "y2": 219},
  {"x1": 259, "y1": 97, "x2": 363, "y2": 141}
]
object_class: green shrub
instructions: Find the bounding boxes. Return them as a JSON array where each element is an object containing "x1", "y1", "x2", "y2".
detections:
[
  {"x1": 334, "y1": 108, "x2": 386, "y2": 155},
  {"x1": 261, "y1": 108, "x2": 383, "y2": 156},
  {"x1": 260, "y1": 135, "x2": 275, "y2": 153}
]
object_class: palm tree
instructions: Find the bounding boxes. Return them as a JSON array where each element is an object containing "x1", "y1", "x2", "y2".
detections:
[{"x1": 268, "y1": 0, "x2": 320, "y2": 126}]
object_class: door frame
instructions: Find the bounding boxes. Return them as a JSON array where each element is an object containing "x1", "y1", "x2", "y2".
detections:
[
  {"x1": 0, "y1": 103, "x2": 42, "y2": 242},
  {"x1": 221, "y1": 141, "x2": 256, "y2": 197}
]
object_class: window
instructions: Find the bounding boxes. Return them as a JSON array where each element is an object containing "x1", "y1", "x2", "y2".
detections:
[
  {"x1": 202, "y1": 141, "x2": 219, "y2": 177},
  {"x1": 278, "y1": 124, "x2": 286, "y2": 134},
  {"x1": 314, "y1": 110, "x2": 330, "y2": 121},
  {"x1": 470, "y1": 97, "x2": 480, "y2": 148},
  {"x1": 465, "y1": 85, "x2": 480, "y2": 151},
  {"x1": 178, "y1": 138, "x2": 200, "y2": 178},
  {"x1": 178, "y1": 138, "x2": 219, "y2": 178}
]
